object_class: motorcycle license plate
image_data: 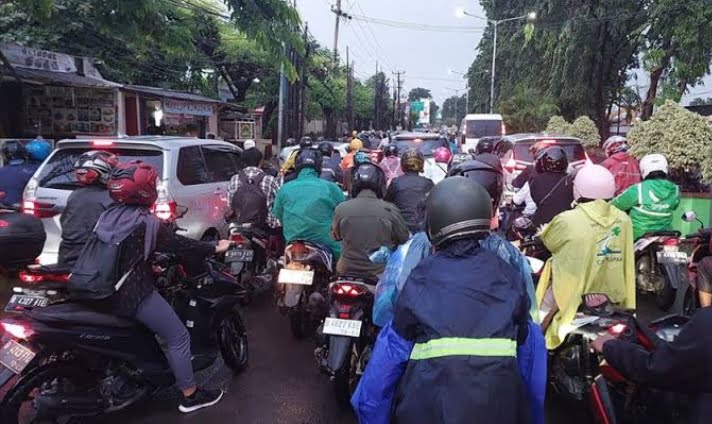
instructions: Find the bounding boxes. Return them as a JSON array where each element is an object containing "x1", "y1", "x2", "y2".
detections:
[
  {"x1": 656, "y1": 251, "x2": 688, "y2": 264},
  {"x1": 4, "y1": 294, "x2": 49, "y2": 312},
  {"x1": 225, "y1": 248, "x2": 254, "y2": 263},
  {"x1": 0, "y1": 340, "x2": 36, "y2": 374},
  {"x1": 322, "y1": 317, "x2": 363, "y2": 338},
  {"x1": 277, "y1": 269, "x2": 314, "y2": 286}
]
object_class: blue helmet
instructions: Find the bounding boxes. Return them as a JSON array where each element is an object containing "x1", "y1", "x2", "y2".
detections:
[{"x1": 25, "y1": 139, "x2": 52, "y2": 162}]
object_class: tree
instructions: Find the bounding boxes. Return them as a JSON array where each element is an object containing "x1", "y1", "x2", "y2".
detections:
[
  {"x1": 545, "y1": 116, "x2": 571, "y2": 135},
  {"x1": 429, "y1": 101, "x2": 440, "y2": 126},
  {"x1": 498, "y1": 85, "x2": 559, "y2": 133},
  {"x1": 690, "y1": 97, "x2": 712, "y2": 106},
  {"x1": 441, "y1": 94, "x2": 466, "y2": 125},
  {"x1": 407, "y1": 87, "x2": 431, "y2": 102},
  {"x1": 569, "y1": 116, "x2": 601, "y2": 147}
]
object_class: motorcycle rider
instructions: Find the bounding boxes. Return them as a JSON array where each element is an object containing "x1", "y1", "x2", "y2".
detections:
[
  {"x1": 592, "y1": 307, "x2": 712, "y2": 424},
  {"x1": 600, "y1": 135, "x2": 641, "y2": 195},
  {"x1": 536, "y1": 164, "x2": 635, "y2": 349},
  {"x1": 340, "y1": 138, "x2": 364, "y2": 171},
  {"x1": 282, "y1": 138, "x2": 314, "y2": 183},
  {"x1": 0, "y1": 139, "x2": 51, "y2": 206},
  {"x1": 529, "y1": 145, "x2": 574, "y2": 228},
  {"x1": 332, "y1": 162, "x2": 409, "y2": 282},
  {"x1": 611, "y1": 153, "x2": 680, "y2": 240},
  {"x1": 273, "y1": 148, "x2": 346, "y2": 260},
  {"x1": 385, "y1": 149, "x2": 434, "y2": 234},
  {"x1": 58, "y1": 150, "x2": 118, "y2": 267},
  {"x1": 97, "y1": 161, "x2": 231, "y2": 413},
  {"x1": 317, "y1": 141, "x2": 344, "y2": 185},
  {"x1": 378, "y1": 144, "x2": 403, "y2": 186}
]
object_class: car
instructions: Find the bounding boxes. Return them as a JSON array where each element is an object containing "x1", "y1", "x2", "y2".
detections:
[
  {"x1": 459, "y1": 114, "x2": 505, "y2": 153},
  {"x1": 278, "y1": 140, "x2": 348, "y2": 167},
  {"x1": 392, "y1": 132, "x2": 450, "y2": 184},
  {"x1": 22, "y1": 136, "x2": 244, "y2": 264}
]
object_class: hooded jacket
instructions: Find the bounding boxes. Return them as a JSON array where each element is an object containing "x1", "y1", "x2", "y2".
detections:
[
  {"x1": 0, "y1": 162, "x2": 39, "y2": 206},
  {"x1": 611, "y1": 179, "x2": 681, "y2": 240},
  {"x1": 58, "y1": 186, "x2": 113, "y2": 267},
  {"x1": 536, "y1": 200, "x2": 636, "y2": 349},
  {"x1": 385, "y1": 172, "x2": 434, "y2": 233},
  {"x1": 379, "y1": 156, "x2": 403, "y2": 186},
  {"x1": 601, "y1": 152, "x2": 641, "y2": 196}
]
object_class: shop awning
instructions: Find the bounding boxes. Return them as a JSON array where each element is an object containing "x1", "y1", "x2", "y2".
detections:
[
  {"x1": 123, "y1": 85, "x2": 222, "y2": 103},
  {"x1": 4, "y1": 67, "x2": 122, "y2": 88}
]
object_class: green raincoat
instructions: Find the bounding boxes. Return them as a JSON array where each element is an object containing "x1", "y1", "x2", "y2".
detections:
[
  {"x1": 611, "y1": 179, "x2": 681, "y2": 240},
  {"x1": 536, "y1": 200, "x2": 636, "y2": 349},
  {"x1": 273, "y1": 168, "x2": 345, "y2": 259}
]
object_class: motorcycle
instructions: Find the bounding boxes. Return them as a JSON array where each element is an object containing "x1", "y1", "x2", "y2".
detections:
[
  {"x1": 4, "y1": 265, "x2": 71, "y2": 314},
  {"x1": 225, "y1": 220, "x2": 279, "y2": 302},
  {"x1": 315, "y1": 275, "x2": 378, "y2": 409},
  {"x1": 0, "y1": 234, "x2": 249, "y2": 424},
  {"x1": 276, "y1": 241, "x2": 333, "y2": 339},
  {"x1": 634, "y1": 230, "x2": 688, "y2": 311}
]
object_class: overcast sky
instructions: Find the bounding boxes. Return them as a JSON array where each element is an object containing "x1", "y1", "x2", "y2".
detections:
[{"x1": 296, "y1": 0, "x2": 711, "y2": 107}]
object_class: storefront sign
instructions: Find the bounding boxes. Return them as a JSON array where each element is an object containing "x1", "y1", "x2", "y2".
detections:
[
  {"x1": 1, "y1": 43, "x2": 77, "y2": 73},
  {"x1": 164, "y1": 100, "x2": 214, "y2": 117}
]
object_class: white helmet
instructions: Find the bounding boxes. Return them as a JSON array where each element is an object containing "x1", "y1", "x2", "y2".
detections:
[
  {"x1": 243, "y1": 139, "x2": 256, "y2": 150},
  {"x1": 602, "y1": 135, "x2": 628, "y2": 156},
  {"x1": 639, "y1": 154, "x2": 668, "y2": 179},
  {"x1": 574, "y1": 164, "x2": 616, "y2": 201}
]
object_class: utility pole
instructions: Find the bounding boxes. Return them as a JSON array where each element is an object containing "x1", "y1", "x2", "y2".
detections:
[
  {"x1": 393, "y1": 70, "x2": 405, "y2": 130},
  {"x1": 331, "y1": 1, "x2": 352, "y2": 65},
  {"x1": 392, "y1": 85, "x2": 397, "y2": 130},
  {"x1": 298, "y1": 23, "x2": 309, "y2": 139},
  {"x1": 277, "y1": 59, "x2": 286, "y2": 150},
  {"x1": 346, "y1": 47, "x2": 354, "y2": 132},
  {"x1": 373, "y1": 62, "x2": 379, "y2": 130}
]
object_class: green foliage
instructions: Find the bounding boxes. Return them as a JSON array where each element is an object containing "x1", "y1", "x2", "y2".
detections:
[
  {"x1": 407, "y1": 87, "x2": 431, "y2": 102},
  {"x1": 545, "y1": 116, "x2": 571, "y2": 135},
  {"x1": 429, "y1": 101, "x2": 440, "y2": 126},
  {"x1": 569, "y1": 116, "x2": 601, "y2": 147},
  {"x1": 499, "y1": 86, "x2": 559, "y2": 134},
  {"x1": 628, "y1": 100, "x2": 712, "y2": 181},
  {"x1": 441, "y1": 95, "x2": 466, "y2": 126}
]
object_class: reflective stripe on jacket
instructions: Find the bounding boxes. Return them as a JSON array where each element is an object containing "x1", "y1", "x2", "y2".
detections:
[{"x1": 410, "y1": 337, "x2": 516, "y2": 360}]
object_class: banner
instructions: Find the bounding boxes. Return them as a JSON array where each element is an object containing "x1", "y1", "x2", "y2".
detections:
[
  {"x1": 164, "y1": 100, "x2": 214, "y2": 117},
  {"x1": 1, "y1": 43, "x2": 77, "y2": 73}
]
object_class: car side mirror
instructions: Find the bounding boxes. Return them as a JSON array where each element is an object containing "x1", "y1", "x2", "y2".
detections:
[
  {"x1": 175, "y1": 205, "x2": 189, "y2": 219},
  {"x1": 682, "y1": 211, "x2": 697, "y2": 222}
]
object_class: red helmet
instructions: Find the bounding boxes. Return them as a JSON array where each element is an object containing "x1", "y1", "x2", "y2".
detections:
[
  {"x1": 108, "y1": 161, "x2": 158, "y2": 206},
  {"x1": 434, "y1": 146, "x2": 452, "y2": 164},
  {"x1": 75, "y1": 150, "x2": 119, "y2": 186}
]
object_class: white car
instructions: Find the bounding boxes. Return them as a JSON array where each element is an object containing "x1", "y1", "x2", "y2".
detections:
[
  {"x1": 392, "y1": 133, "x2": 450, "y2": 184},
  {"x1": 23, "y1": 136, "x2": 243, "y2": 264}
]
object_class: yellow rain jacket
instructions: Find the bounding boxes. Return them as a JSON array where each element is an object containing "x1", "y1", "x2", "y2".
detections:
[{"x1": 536, "y1": 200, "x2": 636, "y2": 349}]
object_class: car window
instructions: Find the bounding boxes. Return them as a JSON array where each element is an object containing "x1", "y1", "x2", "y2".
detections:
[
  {"x1": 465, "y1": 120, "x2": 502, "y2": 138},
  {"x1": 202, "y1": 145, "x2": 241, "y2": 182},
  {"x1": 37, "y1": 147, "x2": 163, "y2": 190},
  {"x1": 393, "y1": 137, "x2": 447, "y2": 156},
  {"x1": 512, "y1": 139, "x2": 586, "y2": 163},
  {"x1": 177, "y1": 146, "x2": 209, "y2": 186}
]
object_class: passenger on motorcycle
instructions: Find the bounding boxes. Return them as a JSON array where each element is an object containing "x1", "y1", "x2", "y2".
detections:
[
  {"x1": 273, "y1": 148, "x2": 346, "y2": 260},
  {"x1": 227, "y1": 144, "x2": 281, "y2": 230},
  {"x1": 318, "y1": 141, "x2": 344, "y2": 185},
  {"x1": 385, "y1": 149, "x2": 434, "y2": 234},
  {"x1": 529, "y1": 145, "x2": 574, "y2": 228},
  {"x1": 282, "y1": 138, "x2": 314, "y2": 183},
  {"x1": 378, "y1": 144, "x2": 403, "y2": 186},
  {"x1": 611, "y1": 153, "x2": 681, "y2": 240},
  {"x1": 332, "y1": 162, "x2": 409, "y2": 282},
  {"x1": 340, "y1": 138, "x2": 364, "y2": 171},
  {"x1": 58, "y1": 150, "x2": 118, "y2": 267},
  {"x1": 95, "y1": 161, "x2": 231, "y2": 413},
  {"x1": 536, "y1": 164, "x2": 635, "y2": 349},
  {"x1": 592, "y1": 307, "x2": 712, "y2": 424},
  {"x1": 0, "y1": 139, "x2": 50, "y2": 206},
  {"x1": 600, "y1": 135, "x2": 641, "y2": 195}
]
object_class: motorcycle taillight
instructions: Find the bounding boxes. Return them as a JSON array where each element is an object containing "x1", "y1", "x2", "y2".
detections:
[
  {"x1": 331, "y1": 283, "x2": 368, "y2": 298},
  {"x1": 662, "y1": 238, "x2": 680, "y2": 246},
  {"x1": 230, "y1": 233, "x2": 247, "y2": 244}
]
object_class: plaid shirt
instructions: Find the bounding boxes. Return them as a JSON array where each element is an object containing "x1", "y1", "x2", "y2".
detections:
[{"x1": 227, "y1": 167, "x2": 281, "y2": 228}]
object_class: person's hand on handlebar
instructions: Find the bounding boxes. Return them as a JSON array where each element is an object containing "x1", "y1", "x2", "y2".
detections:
[{"x1": 214, "y1": 240, "x2": 232, "y2": 254}]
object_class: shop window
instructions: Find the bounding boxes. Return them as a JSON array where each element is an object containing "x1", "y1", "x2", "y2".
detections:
[
  {"x1": 177, "y1": 146, "x2": 209, "y2": 186},
  {"x1": 202, "y1": 145, "x2": 240, "y2": 182}
]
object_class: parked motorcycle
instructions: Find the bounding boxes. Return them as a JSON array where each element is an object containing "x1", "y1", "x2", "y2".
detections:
[
  {"x1": 315, "y1": 275, "x2": 378, "y2": 409},
  {"x1": 276, "y1": 241, "x2": 333, "y2": 339},
  {"x1": 0, "y1": 244, "x2": 249, "y2": 424},
  {"x1": 225, "y1": 221, "x2": 278, "y2": 302},
  {"x1": 634, "y1": 230, "x2": 688, "y2": 311}
]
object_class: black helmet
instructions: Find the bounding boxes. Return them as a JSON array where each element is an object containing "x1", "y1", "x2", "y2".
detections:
[
  {"x1": 318, "y1": 142, "x2": 334, "y2": 157},
  {"x1": 426, "y1": 176, "x2": 492, "y2": 247},
  {"x1": 285, "y1": 138, "x2": 297, "y2": 147},
  {"x1": 384, "y1": 144, "x2": 399, "y2": 157},
  {"x1": 299, "y1": 137, "x2": 313, "y2": 149},
  {"x1": 2, "y1": 140, "x2": 28, "y2": 162},
  {"x1": 447, "y1": 158, "x2": 503, "y2": 212},
  {"x1": 351, "y1": 162, "x2": 387, "y2": 199},
  {"x1": 476, "y1": 137, "x2": 499, "y2": 155},
  {"x1": 535, "y1": 146, "x2": 568, "y2": 173},
  {"x1": 295, "y1": 148, "x2": 323, "y2": 174}
]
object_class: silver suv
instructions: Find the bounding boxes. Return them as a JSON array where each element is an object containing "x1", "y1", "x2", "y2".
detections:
[{"x1": 23, "y1": 136, "x2": 244, "y2": 264}]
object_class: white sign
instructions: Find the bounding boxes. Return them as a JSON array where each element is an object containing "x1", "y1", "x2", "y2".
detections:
[
  {"x1": 1, "y1": 43, "x2": 77, "y2": 73},
  {"x1": 323, "y1": 318, "x2": 363, "y2": 338},
  {"x1": 164, "y1": 100, "x2": 214, "y2": 117},
  {"x1": 418, "y1": 98, "x2": 431, "y2": 125}
]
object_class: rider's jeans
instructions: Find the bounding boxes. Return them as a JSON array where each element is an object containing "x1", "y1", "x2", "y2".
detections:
[{"x1": 134, "y1": 290, "x2": 196, "y2": 390}]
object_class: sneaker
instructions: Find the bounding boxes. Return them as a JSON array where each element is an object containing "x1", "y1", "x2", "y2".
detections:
[{"x1": 179, "y1": 388, "x2": 224, "y2": 413}]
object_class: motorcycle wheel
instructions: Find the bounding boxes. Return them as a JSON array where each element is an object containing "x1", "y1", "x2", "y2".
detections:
[
  {"x1": 289, "y1": 295, "x2": 309, "y2": 339},
  {"x1": 332, "y1": 347, "x2": 357, "y2": 411},
  {"x1": 218, "y1": 307, "x2": 249, "y2": 373},
  {"x1": 655, "y1": 265, "x2": 677, "y2": 311}
]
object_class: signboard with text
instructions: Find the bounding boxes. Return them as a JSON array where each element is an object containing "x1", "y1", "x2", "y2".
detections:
[
  {"x1": 164, "y1": 100, "x2": 214, "y2": 117},
  {"x1": 1, "y1": 43, "x2": 77, "y2": 73}
]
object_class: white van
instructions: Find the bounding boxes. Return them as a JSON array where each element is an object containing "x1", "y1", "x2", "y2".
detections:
[{"x1": 459, "y1": 114, "x2": 505, "y2": 153}]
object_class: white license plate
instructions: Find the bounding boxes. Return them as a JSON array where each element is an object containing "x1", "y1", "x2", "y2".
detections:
[
  {"x1": 322, "y1": 317, "x2": 363, "y2": 338},
  {"x1": 657, "y1": 251, "x2": 688, "y2": 264},
  {"x1": 277, "y1": 269, "x2": 314, "y2": 286},
  {"x1": 0, "y1": 340, "x2": 36, "y2": 374},
  {"x1": 5, "y1": 295, "x2": 49, "y2": 312}
]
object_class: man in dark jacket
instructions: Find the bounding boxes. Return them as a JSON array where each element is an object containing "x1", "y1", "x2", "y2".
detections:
[
  {"x1": 318, "y1": 141, "x2": 344, "y2": 185},
  {"x1": 592, "y1": 307, "x2": 712, "y2": 424},
  {"x1": 529, "y1": 146, "x2": 574, "y2": 228},
  {"x1": 332, "y1": 162, "x2": 409, "y2": 281},
  {"x1": 58, "y1": 150, "x2": 117, "y2": 267},
  {"x1": 385, "y1": 149, "x2": 434, "y2": 233},
  {"x1": 0, "y1": 140, "x2": 39, "y2": 206}
]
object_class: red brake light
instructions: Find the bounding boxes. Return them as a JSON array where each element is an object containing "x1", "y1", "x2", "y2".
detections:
[
  {"x1": 23, "y1": 200, "x2": 59, "y2": 218},
  {"x1": 332, "y1": 283, "x2": 368, "y2": 298},
  {"x1": 230, "y1": 233, "x2": 247, "y2": 244},
  {"x1": 2, "y1": 322, "x2": 34, "y2": 339},
  {"x1": 91, "y1": 140, "x2": 114, "y2": 146},
  {"x1": 19, "y1": 271, "x2": 69, "y2": 284},
  {"x1": 152, "y1": 201, "x2": 177, "y2": 221},
  {"x1": 663, "y1": 238, "x2": 679, "y2": 246}
]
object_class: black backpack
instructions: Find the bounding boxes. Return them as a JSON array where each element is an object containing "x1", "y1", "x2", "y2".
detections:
[
  {"x1": 68, "y1": 230, "x2": 133, "y2": 300},
  {"x1": 231, "y1": 171, "x2": 268, "y2": 225}
]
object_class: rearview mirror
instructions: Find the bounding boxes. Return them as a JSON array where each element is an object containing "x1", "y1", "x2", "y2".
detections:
[
  {"x1": 175, "y1": 205, "x2": 188, "y2": 219},
  {"x1": 682, "y1": 211, "x2": 697, "y2": 223}
]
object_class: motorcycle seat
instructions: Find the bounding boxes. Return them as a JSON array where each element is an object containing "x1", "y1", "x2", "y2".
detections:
[
  {"x1": 29, "y1": 302, "x2": 137, "y2": 329},
  {"x1": 26, "y1": 263, "x2": 72, "y2": 275},
  {"x1": 640, "y1": 230, "x2": 681, "y2": 239}
]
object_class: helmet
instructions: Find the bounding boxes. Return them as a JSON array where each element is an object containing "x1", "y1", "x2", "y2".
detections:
[
  {"x1": 354, "y1": 151, "x2": 372, "y2": 166},
  {"x1": 349, "y1": 138, "x2": 363, "y2": 151},
  {"x1": 535, "y1": 146, "x2": 568, "y2": 173},
  {"x1": 285, "y1": 138, "x2": 297, "y2": 147},
  {"x1": 426, "y1": 176, "x2": 492, "y2": 247},
  {"x1": 318, "y1": 142, "x2": 334, "y2": 157},
  {"x1": 299, "y1": 137, "x2": 313, "y2": 149},
  {"x1": 25, "y1": 139, "x2": 52, "y2": 162},
  {"x1": 640, "y1": 154, "x2": 668, "y2": 179},
  {"x1": 447, "y1": 158, "x2": 504, "y2": 211},
  {"x1": 433, "y1": 146, "x2": 452, "y2": 164},
  {"x1": 108, "y1": 161, "x2": 159, "y2": 206},
  {"x1": 1, "y1": 140, "x2": 28, "y2": 162},
  {"x1": 401, "y1": 149, "x2": 425, "y2": 173},
  {"x1": 602, "y1": 136, "x2": 628, "y2": 157},
  {"x1": 295, "y1": 148, "x2": 323, "y2": 174},
  {"x1": 75, "y1": 150, "x2": 119, "y2": 186},
  {"x1": 476, "y1": 137, "x2": 498, "y2": 155},
  {"x1": 351, "y1": 162, "x2": 387, "y2": 198},
  {"x1": 574, "y1": 164, "x2": 616, "y2": 201},
  {"x1": 384, "y1": 144, "x2": 399, "y2": 157},
  {"x1": 243, "y1": 139, "x2": 256, "y2": 150}
]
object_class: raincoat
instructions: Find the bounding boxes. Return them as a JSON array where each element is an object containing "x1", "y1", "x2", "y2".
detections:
[
  {"x1": 536, "y1": 200, "x2": 636, "y2": 349},
  {"x1": 272, "y1": 168, "x2": 345, "y2": 259},
  {"x1": 378, "y1": 156, "x2": 403, "y2": 186},
  {"x1": 611, "y1": 179, "x2": 681, "y2": 240},
  {"x1": 0, "y1": 161, "x2": 39, "y2": 205},
  {"x1": 600, "y1": 152, "x2": 641, "y2": 196}
]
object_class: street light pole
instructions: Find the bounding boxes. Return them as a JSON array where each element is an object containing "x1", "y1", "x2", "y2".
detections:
[
  {"x1": 490, "y1": 21, "x2": 498, "y2": 114},
  {"x1": 449, "y1": 69, "x2": 470, "y2": 114}
]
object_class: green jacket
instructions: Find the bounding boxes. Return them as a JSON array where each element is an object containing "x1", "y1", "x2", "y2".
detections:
[
  {"x1": 273, "y1": 168, "x2": 346, "y2": 259},
  {"x1": 611, "y1": 179, "x2": 681, "y2": 240}
]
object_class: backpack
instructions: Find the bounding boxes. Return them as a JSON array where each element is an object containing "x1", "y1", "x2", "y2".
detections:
[
  {"x1": 68, "y1": 230, "x2": 133, "y2": 300},
  {"x1": 231, "y1": 171, "x2": 268, "y2": 225}
]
